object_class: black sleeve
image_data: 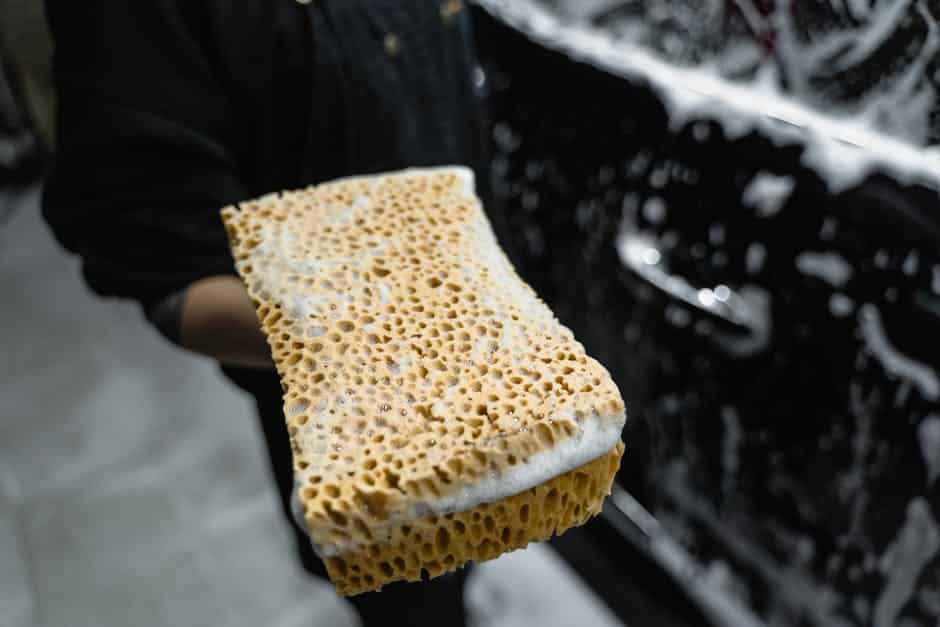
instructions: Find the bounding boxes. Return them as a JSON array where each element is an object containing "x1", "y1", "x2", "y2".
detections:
[{"x1": 41, "y1": 0, "x2": 250, "y2": 315}]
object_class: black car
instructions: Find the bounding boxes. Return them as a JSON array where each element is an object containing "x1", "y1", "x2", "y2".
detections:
[{"x1": 472, "y1": 2, "x2": 940, "y2": 625}]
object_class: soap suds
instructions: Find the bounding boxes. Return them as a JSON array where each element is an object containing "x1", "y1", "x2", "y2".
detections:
[
  {"x1": 477, "y1": 0, "x2": 940, "y2": 192},
  {"x1": 858, "y1": 304, "x2": 940, "y2": 401},
  {"x1": 873, "y1": 498, "x2": 940, "y2": 627},
  {"x1": 795, "y1": 251, "x2": 854, "y2": 288},
  {"x1": 742, "y1": 172, "x2": 795, "y2": 218},
  {"x1": 918, "y1": 414, "x2": 940, "y2": 486}
]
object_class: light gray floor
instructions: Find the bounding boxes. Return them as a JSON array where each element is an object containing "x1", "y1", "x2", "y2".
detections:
[{"x1": 0, "y1": 187, "x2": 624, "y2": 627}]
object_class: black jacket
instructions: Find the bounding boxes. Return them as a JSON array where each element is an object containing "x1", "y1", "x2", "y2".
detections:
[{"x1": 42, "y1": 0, "x2": 490, "y2": 325}]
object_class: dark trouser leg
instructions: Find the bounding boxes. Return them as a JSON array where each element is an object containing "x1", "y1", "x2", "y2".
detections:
[
  {"x1": 347, "y1": 569, "x2": 470, "y2": 627},
  {"x1": 251, "y1": 373, "x2": 469, "y2": 627}
]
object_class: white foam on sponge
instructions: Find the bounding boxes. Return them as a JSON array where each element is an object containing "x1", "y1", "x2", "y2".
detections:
[
  {"x1": 312, "y1": 409, "x2": 625, "y2": 558},
  {"x1": 424, "y1": 410, "x2": 625, "y2": 518}
]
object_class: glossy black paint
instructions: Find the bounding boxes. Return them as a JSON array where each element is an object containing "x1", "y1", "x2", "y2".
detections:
[{"x1": 474, "y1": 6, "x2": 940, "y2": 626}]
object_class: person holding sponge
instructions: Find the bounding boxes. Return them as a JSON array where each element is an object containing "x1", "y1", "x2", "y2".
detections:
[{"x1": 42, "y1": 1, "x2": 491, "y2": 624}]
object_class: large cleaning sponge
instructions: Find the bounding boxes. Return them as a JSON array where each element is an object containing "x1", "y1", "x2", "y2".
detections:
[{"x1": 221, "y1": 167, "x2": 626, "y2": 595}]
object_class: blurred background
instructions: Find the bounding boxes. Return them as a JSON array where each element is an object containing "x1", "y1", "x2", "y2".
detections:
[{"x1": 3, "y1": 1, "x2": 940, "y2": 626}]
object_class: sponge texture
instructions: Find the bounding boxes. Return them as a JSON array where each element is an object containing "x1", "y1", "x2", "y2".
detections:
[{"x1": 221, "y1": 167, "x2": 625, "y2": 595}]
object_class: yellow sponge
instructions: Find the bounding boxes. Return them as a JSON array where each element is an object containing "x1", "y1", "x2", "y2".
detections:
[{"x1": 221, "y1": 167, "x2": 626, "y2": 595}]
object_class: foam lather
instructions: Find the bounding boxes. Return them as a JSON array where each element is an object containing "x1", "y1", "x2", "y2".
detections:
[{"x1": 221, "y1": 167, "x2": 626, "y2": 595}]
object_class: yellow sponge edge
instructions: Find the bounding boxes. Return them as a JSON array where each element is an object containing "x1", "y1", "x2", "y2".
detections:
[{"x1": 326, "y1": 442, "x2": 623, "y2": 596}]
